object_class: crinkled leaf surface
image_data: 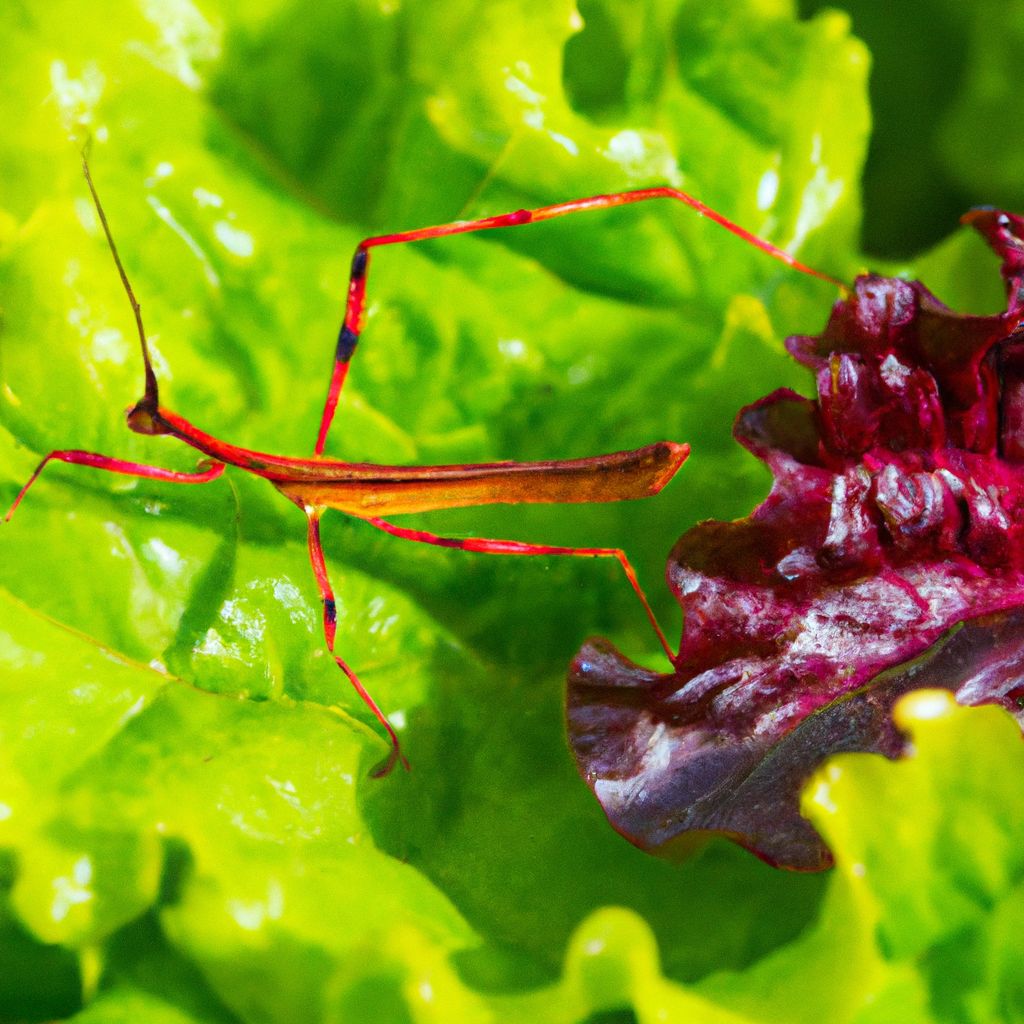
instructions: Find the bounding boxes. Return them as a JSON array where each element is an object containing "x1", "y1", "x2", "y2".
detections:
[
  {"x1": 2, "y1": 0, "x2": 1022, "y2": 1022},
  {"x1": 568, "y1": 218, "x2": 1024, "y2": 869}
]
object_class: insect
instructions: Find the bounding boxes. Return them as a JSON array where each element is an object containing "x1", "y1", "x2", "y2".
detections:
[{"x1": 5, "y1": 153, "x2": 842, "y2": 775}]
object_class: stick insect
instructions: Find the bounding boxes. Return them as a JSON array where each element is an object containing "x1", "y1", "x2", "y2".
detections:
[{"x1": 5, "y1": 154, "x2": 843, "y2": 775}]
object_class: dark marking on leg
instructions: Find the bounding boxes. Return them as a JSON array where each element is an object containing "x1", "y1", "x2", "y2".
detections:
[{"x1": 335, "y1": 324, "x2": 359, "y2": 362}]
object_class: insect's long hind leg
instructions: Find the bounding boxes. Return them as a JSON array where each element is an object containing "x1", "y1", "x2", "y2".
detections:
[
  {"x1": 305, "y1": 509, "x2": 409, "y2": 777},
  {"x1": 313, "y1": 188, "x2": 847, "y2": 458},
  {"x1": 5, "y1": 449, "x2": 225, "y2": 522},
  {"x1": 366, "y1": 515, "x2": 676, "y2": 664}
]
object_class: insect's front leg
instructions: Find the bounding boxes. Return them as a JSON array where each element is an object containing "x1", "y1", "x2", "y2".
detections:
[
  {"x1": 304, "y1": 507, "x2": 409, "y2": 777},
  {"x1": 5, "y1": 449, "x2": 225, "y2": 522}
]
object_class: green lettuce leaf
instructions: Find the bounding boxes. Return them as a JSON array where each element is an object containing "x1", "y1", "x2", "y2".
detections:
[{"x1": 4, "y1": 0, "x2": 1021, "y2": 1022}]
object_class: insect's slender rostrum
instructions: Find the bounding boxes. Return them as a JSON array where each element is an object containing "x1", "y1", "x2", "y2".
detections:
[{"x1": 7, "y1": 151, "x2": 836, "y2": 775}]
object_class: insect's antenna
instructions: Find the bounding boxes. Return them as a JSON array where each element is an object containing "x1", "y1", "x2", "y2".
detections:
[{"x1": 80, "y1": 152, "x2": 160, "y2": 409}]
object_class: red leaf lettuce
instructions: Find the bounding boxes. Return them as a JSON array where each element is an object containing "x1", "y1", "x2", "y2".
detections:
[{"x1": 568, "y1": 209, "x2": 1024, "y2": 869}]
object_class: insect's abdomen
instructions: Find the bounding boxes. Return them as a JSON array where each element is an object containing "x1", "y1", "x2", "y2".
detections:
[{"x1": 273, "y1": 441, "x2": 688, "y2": 517}]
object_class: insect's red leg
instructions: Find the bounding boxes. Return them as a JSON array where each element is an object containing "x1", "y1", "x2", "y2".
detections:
[
  {"x1": 5, "y1": 449, "x2": 225, "y2": 522},
  {"x1": 314, "y1": 249, "x2": 366, "y2": 456},
  {"x1": 313, "y1": 188, "x2": 847, "y2": 457},
  {"x1": 366, "y1": 516, "x2": 676, "y2": 664},
  {"x1": 305, "y1": 509, "x2": 409, "y2": 776}
]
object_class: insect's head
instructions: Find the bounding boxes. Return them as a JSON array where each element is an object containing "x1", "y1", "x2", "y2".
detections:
[{"x1": 125, "y1": 395, "x2": 168, "y2": 436}]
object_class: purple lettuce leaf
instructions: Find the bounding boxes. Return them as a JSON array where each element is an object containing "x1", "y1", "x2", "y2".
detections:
[{"x1": 567, "y1": 210, "x2": 1024, "y2": 870}]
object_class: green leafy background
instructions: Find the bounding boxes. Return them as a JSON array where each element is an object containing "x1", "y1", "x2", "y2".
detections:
[{"x1": 1, "y1": 1, "x2": 1022, "y2": 1020}]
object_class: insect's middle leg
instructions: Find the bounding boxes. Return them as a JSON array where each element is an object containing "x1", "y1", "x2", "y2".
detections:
[
  {"x1": 312, "y1": 186, "x2": 846, "y2": 458},
  {"x1": 366, "y1": 515, "x2": 676, "y2": 664},
  {"x1": 305, "y1": 509, "x2": 409, "y2": 777}
]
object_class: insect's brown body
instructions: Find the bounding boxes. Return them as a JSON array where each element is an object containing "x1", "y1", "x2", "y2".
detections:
[
  {"x1": 272, "y1": 444, "x2": 686, "y2": 516},
  {"x1": 146, "y1": 406, "x2": 687, "y2": 516}
]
